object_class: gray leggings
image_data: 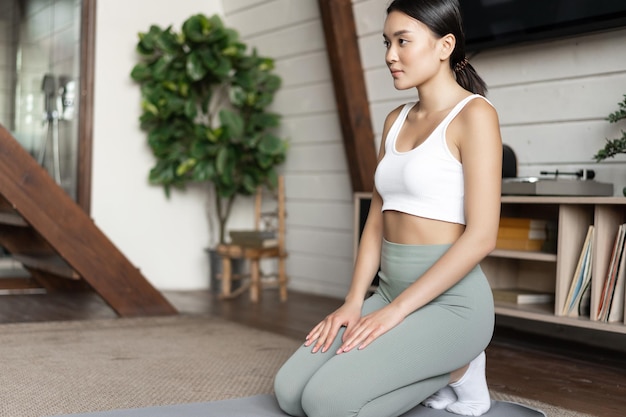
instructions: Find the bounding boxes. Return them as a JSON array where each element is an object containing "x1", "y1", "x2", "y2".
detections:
[{"x1": 274, "y1": 240, "x2": 494, "y2": 417}]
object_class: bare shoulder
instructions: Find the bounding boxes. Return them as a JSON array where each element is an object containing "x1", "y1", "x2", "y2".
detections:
[
  {"x1": 457, "y1": 96, "x2": 499, "y2": 126},
  {"x1": 449, "y1": 95, "x2": 501, "y2": 153}
]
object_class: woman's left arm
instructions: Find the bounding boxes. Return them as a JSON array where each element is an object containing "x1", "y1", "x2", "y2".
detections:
[{"x1": 338, "y1": 98, "x2": 502, "y2": 353}]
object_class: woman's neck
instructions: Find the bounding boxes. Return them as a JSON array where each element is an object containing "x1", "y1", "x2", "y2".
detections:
[{"x1": 416, "y1": 78, "x2": 469, "y2": 114}]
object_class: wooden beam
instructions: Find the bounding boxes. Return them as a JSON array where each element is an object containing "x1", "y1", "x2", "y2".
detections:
[{"x1": 318, "y1": 0, "x2": 378, "y2": 192}]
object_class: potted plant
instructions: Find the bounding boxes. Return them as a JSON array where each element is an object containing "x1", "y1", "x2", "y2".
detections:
[
  {"x1": 130, "y1": 14, "x2": 288, "y2": 289},
  {"x1": 594, "y1": 95, "x2": 626, "y2": 161},
  {"x1": 130, "y1": 13, "x2": 287, "y2": 244},
  {"x1": 593, "y1": 95, "x2": 626, "y2": 195}
]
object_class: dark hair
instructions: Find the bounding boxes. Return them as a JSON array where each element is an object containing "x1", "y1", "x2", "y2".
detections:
[{"x1": 386, "y1": 0, "x2": 487, "y2": 96}]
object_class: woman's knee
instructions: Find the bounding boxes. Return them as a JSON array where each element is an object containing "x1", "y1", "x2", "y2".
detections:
[
  {"x1": 301, "y1": 375, "x2": 360, "y2": 417},
  {"x1": 274, "y1": 365, "x2": 306, "y2": 417}
]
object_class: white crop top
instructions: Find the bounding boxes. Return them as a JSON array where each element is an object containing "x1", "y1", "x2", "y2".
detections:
[{"x1": 374, "y1": 94, "x2": 489, "y2": 225}]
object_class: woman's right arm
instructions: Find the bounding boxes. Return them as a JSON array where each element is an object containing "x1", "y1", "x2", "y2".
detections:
[
  {"x1": 304, "y1": 191, "x2": 383, "y2": 353},
  {"x1": 304, "y1": 106, "x2": 401, "y2": 353}
]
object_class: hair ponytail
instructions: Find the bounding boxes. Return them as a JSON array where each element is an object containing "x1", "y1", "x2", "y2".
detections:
[{"x1": 453, "y1": 57, "x2": 487, "y2": 96}]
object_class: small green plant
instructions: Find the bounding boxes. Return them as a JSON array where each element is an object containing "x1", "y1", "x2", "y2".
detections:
[
  {"x1": 593, "y1": 94, "x2": 626, "y2": 161},
  {"x1": 130, "y1": 14, "x2": 288, "y2": 245}
]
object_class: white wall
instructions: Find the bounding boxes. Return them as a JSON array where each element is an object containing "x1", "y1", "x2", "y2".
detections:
[
  {"x1": 223, "y1": 0, "x2": 355, "y2": 297},
  {"x1": 92, "y1": 0, "x2": 224, "y2": 290}
]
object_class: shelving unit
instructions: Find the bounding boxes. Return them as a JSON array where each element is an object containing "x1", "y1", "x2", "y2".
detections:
[{"x1": 483, "y1": 196, "x2": 626, "y2": 334}]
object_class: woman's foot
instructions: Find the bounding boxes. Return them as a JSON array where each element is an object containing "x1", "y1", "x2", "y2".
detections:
[
  {"x1": 422, "y1": 385, "x2": 457, "y2": 409},
  {"x1": 446, "y1": 351, "x2": 491, "y2": 416}
]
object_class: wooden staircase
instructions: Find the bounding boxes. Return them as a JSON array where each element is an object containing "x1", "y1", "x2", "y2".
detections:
[{"x1": 0, "y1": 124, "x2": 177, "y2": 317}]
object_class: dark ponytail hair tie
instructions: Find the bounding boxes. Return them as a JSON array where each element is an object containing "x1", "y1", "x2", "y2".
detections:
[{"x1": 454, "y1": 57, "x2": 469, "y2": 72}]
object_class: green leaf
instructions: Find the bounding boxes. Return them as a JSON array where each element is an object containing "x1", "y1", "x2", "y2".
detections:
[
  {"x1": 130, "y1": 63, "x2": 152, "y2": 81},
  {"x1": 258, "y1": 134, "x2": 285, "y2": 155},
  {"x1": 141, "y1": 100, "x2": 159, "y2": 116},
  {"x1": 155, "y1": 28, "x2": 180, "y2": 54},
  {"x1": 216, "y1": 146, "x2": 229, "y2": 174},
  {"x1": 242, "y1": 174, "x2": 257, "y2": 194},
  {"x1": 219, "y1": 109, "x2": 244, "y2": 140},
  {"x1": 176, "y1": 158, "x2": 197, "y2": 176},
  {"x1": 258, "y1": 57, "x2": 274, "y2": 72},
  {"x1": 198, "y1": 47, "x2": 217, "y2": 70},
  {"x1": 182, "y1": 14, "x2": 211, "y2": 43},
  {"x1": 137, "y1": 25, "x2": 163, "y2": 55},
  {"x1": 152, "y1": 55, "x2": 173, "y2": 80},
  {"x1": 179, "y1": 82, "x2": 189, "y2": 97},
  {"x1": 234, "y1": 71, "x2": 253, "y2": 90},
  {"x1": 186, "y1": 51, "x2": 207, "y2": 81},
  {"x1": 264, "y1": 74, "x2": 282, "y2": 92},
  {"x1": 256, "y1": 153, "x2": 273, "y2": 169},
  {"x1": 212, "y1": 56, "x2": 231, "y2": 78},
  {"x1": 162, "y1": 80, "x2": 177, "y2": 92},
  {"x1": 192, "y1": 160, "x2": 215, "y2": 181},
  {"x1": 229, "y1": 86, "x2": 247, "y2": 107},
  {"x1": 183, "y1": 100, "x2": 196, "y2": 120},
  {"x1": 250, "y1": 112, "x2": 280, "y2": 129}
]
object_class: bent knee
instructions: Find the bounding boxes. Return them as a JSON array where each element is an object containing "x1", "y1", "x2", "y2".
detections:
[
  {"x1": 274, "y1": 368, "x2": 306, "y2": 417},
  {"x1": 302, "y1": 378, "x2": 360, "y2": 417}
]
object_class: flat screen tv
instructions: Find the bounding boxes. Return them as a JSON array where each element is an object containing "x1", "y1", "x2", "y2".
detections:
[{"x1": 460, "y1": 0, "x2": 626, "y2": 52}]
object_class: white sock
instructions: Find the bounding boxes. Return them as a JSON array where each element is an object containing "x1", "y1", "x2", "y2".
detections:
[
  {"x1": 446, "y1": 351, "x2": 491, "y2": 416},
  {"x1": 422, "y1": 385, "x2": 457, "y2": 409}
]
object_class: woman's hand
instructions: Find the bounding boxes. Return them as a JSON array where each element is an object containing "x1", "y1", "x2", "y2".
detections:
[
  {"x1": 337, "y1": 304, "x2": 405, "y2": 354},
  {"x1": 305, "y1": 302, "x2": 362, "y2": 353}
]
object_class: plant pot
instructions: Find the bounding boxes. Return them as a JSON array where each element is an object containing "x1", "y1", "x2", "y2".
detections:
[{"x1": 206, "y1": 248, "x2": 245, "y2": 295}]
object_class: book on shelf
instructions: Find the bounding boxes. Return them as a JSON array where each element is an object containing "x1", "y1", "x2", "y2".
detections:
[
  {"x1": 562, "y1": 225, "x2": 594, "y2": 317},
  {"x1": 499, "y1": 217, "x2": 549, "y2": 229},
  {"x1": 495, "y1": 238, "x2": 545, "y2": 252},
  {"x1": 495, "y1": 218, "x2": 557, "y2": 253},
  {"x1": 597, "y1": 224, "x2": 626, "y2": 322},
  {"x1": 577, "y1": 277, "x2": 592, "y2": 317},
  {"x1": 229, "y1": 230, "x2": 278, "y2": 248},
  {"x1": 492, "y1": 288, "x2": 554, "y2": 304},
  {"x1": 607, "y1": 256, "x2": 626, "y2": 323},
  {"x1": 497, "y1": 226, "x2": 547, "y2": 240}
]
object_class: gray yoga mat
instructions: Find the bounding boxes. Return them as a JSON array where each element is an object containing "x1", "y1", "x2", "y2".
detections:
[{"x1": 49, "y1": 394, "x2": 546, "y2": 417}]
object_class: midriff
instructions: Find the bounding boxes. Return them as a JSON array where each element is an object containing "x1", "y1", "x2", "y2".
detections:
[{"x1": 383, "y1": 210, "x2": 465, "y2": 245}]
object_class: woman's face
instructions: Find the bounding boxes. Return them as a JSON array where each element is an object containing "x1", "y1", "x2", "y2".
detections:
[{"x1": 383, "y1": 11, "x2": 443, "y2": 90}]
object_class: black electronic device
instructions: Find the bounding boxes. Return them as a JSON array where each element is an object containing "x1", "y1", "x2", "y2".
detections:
[
  {"x1": 460, "y1": 0, "x2": 626, "y2": 52},
  {"x1": 502, "y1": 169, "x2": 613, "y2": 196}
]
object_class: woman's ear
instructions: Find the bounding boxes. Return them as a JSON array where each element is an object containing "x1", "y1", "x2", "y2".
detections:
[{"x1": 439, "y1": 33, "x2": 456, "y2": 61}]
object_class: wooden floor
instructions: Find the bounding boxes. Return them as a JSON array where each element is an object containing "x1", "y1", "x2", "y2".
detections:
[{"x1": 1, "y1": 289, "x2": 625, "y2": 417}]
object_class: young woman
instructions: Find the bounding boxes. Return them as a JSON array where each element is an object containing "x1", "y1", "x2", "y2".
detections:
[{"x1": 274, "y1": 1, "x2": 502, "y2": 416}]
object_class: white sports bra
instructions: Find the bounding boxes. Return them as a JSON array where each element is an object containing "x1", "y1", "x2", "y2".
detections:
[{"x1": 374, "y1": 94, "x2": 490, "y2": 225}]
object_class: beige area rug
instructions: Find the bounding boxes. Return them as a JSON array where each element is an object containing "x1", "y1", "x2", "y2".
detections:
[{"x1": 0, "y1": 315, "x2": 595, "y2": 417}]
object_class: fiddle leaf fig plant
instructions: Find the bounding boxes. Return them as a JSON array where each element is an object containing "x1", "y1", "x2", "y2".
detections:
[
  {"x1": 131, "y1": 14, "x2": 287, "y2": 245},
  {"x1": 593, "y1": 94, "x2": 626, "y2": 162}
]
